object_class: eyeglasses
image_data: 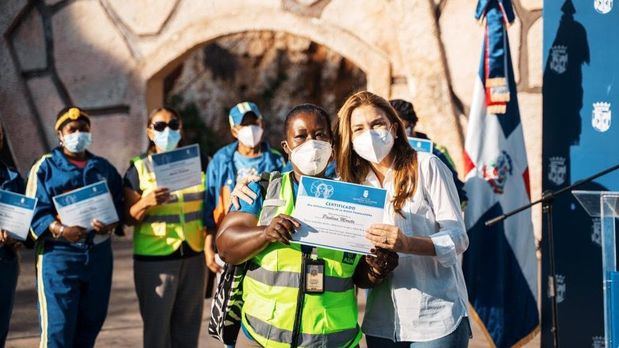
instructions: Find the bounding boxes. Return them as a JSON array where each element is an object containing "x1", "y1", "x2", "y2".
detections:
[{"x1": 150, "y1": 119, "x2": 180, "y2": 132}]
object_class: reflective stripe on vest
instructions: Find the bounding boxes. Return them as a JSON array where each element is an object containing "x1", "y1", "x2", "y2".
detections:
[
  {"x1": 132, "y1": 155, "x2": 206, "y2": 256},
  {"x1": 245, "y1": 314, "x2": 360, "y2": 348},
  {"x1": 241, "y1": 172, "x2": 362, "y2": 348}
]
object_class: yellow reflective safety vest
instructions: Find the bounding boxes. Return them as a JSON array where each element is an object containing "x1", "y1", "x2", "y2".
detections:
[
  {"x1": 132, "y1": 154, "x2": 206, "y2": 256},
  {"x1": 242, "y1": 172, "x2": 363, "y2": 348}
]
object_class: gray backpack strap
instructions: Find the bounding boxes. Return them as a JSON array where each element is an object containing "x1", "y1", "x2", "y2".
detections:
[{"x1": 258, "y1": 172, "x2": 285, "y2": 226}]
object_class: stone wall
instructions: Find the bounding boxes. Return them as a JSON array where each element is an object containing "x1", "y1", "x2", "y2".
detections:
[{"x1": 0, "y1": 0, "x2": 543, "y2": 238}]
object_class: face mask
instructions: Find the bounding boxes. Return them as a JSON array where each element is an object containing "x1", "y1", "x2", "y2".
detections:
[
  {"x1": 62, "y1": 132, "x2": 92, "y2": 153},
  {"x1": 352, "y1": 129, "x2": 395, "y2": 164},
  {"x1": 237, "y1": 125, "x2": 263, "y2": 147},
  {"x1": 405, "y1": 126, "x2": 414, "y2": 138},
  {"x1": 153, "y1": 128, "x2": 181, "y2": 152},
  {"x1": 289, "y1": 140, "x2": 332, "y2": 176}
]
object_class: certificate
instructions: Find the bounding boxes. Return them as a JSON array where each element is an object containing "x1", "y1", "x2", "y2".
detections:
[
  {"x1": 408, "y1": 137, "x2": 434, "y2": 153},
  {"x1": 151, "y1": 144, "x2": 202, "y2": 192},
  {"x1": 292, "y1": 176, "x2": 387, "y2": 255},
  {"x1": 53, "y1": 181, "x2": 119, "y2": 230},
  {"x1": 0, "y1": 189, "x2": 37, "y2": 241}
]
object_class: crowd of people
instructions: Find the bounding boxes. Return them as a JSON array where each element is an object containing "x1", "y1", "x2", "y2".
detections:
[{"x1": 0, "y1": 91, "x2": 471, "y2": 348}]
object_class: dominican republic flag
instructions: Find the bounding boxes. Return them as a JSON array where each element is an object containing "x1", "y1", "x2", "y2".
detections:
[{"x1": 462, "y1": 0, "x2": 539, "y2": 347}]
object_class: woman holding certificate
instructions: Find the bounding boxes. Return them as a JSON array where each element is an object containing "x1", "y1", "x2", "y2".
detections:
[
  {"x1": 26, "y1": 107, "x2": 124, "y2": 348},
  {"x1": 123, "y1": 107, "x2": 209, "y2": 348},
  {"x1": 335, "y1": 91, "x2": 471, "y2": 347},
  {"x1": 217, "y1": 104, "x2": 399, "y2": 348},
  {"x1": 0, "y1": 126, "x2": 26, "y2": 348}
]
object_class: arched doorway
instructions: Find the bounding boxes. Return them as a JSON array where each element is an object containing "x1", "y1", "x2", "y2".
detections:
[
  {"x1": 140, "y1": 9, "x2": 392, "y2": 110},
  {"x1": 162, "y1": 31, "x2": 367, "y2": 154}
]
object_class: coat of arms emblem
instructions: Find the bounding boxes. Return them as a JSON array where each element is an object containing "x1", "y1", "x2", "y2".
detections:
[
  {"x1": 555, "y1": 274, "x2": 566, "y2": 303},
  {"x1": 592, "y1": 102, "x2": 612, "y2": 132},
  {"x1": 550, "y1": 45, "x2": 568, "y2": 74},
  {"x1": 481, "y1": 151, "x2": 513, "y2": 194},
  {"x1": 594, "y1": 0, "x2": 613, "y2": 14},
  {"x1": 591, "y1": 218, "x2": 602, "y2": 247},
  {"x1": 548, "y1": 156, "x2": 567, "y2": 186}
]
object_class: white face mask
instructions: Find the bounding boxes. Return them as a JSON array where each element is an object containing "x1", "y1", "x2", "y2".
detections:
[
  {"x1": 237, "y1": 125, "x2": 263, "y2": 147},
  {"x1": 153, "y1": 128, "x2": 181, "y2": 152},
  {"x1": 352, "y1": 129, "x2": 394, "y2": 164},
  {"x1": 289, "y1": 140, "x2": 332, "y2": 176},
  {"x1": 62, "y1": 131, "x2": 92, "y2": 153}
]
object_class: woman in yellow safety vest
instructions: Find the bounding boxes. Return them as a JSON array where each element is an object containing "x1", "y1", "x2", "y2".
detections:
[
  {"x1": 123, "y1": 107, "x2": 217, "y2": 348},
  {"x1": 217, "y1": 103, "x2": 399, "y2": 348}
]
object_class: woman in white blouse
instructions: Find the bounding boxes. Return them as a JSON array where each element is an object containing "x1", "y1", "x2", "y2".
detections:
[{"x1": 334, "y1": 91, "x2": 471, "y2": 347}]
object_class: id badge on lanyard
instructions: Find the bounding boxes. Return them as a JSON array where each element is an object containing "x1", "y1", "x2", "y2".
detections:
[{"x1": 305, "y1": 248, "x2": 325, "y2": 294}]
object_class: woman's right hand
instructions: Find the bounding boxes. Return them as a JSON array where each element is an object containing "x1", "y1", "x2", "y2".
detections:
[
  {"x1": 63, "y1": 225, "x2": 88, "y2": 243},
  {"x1": 263, "y1": 214, "x2": 300, "y2": 245},
  {"x1": 141, "y1": 187, "x2": 171, "y2": 208},
  {"x1": 231, "y1": 174, "x2": 261, "y2": 209}
]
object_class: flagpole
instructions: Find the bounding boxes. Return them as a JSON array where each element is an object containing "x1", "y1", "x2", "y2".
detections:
[{"x1": 485, "y1": 162, "x2": 619, "y2": 347}]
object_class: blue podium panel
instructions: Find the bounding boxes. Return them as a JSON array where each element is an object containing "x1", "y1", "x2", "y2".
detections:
[
  {"x1": 610, "y1": 271, "x2": 619, "y2": 347},
  {"x1": 542, "y1": 0, "x2": 619, "y2": 346}
]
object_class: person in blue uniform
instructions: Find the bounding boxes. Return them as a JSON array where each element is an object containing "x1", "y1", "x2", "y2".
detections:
[
  {"x1": 0, "y1": 126, "x2": 26, "y2": 348},
  {"x1": 26, "y1": 107, "x2": 124, "y2": 348}
]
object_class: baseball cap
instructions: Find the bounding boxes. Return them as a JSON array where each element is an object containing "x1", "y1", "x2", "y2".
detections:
[{"x1": 229, "y1": 102, "x2": 262, "y2": 127}]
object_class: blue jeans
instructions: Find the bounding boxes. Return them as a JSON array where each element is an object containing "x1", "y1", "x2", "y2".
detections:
[
  {"x1": 37, "y1": 239, "x2": 113, "y2": 348},
  {"x1": 0, "y1": 247, "x2": 18, "y2": 348},
  {"x1": 366, "y1": 317, "x2": 471, "y2": 348}
]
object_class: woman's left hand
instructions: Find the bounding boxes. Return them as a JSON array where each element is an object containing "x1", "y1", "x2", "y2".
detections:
[
  {"x1": 91, "y1": 219, "x2": 117, "y2": 235},
  {"x1": 365, "y1": 223, "x2": 409, "y2": 253}
]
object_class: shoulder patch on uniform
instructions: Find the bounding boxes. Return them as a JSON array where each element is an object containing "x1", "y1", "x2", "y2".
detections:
[{"x1": 25, "y1": 154, "x2": 51, "y2": 197}]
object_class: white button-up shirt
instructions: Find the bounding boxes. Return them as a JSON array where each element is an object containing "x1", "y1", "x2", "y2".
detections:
[{"x1": 361, "y1": 152, "x2": 469, "y2": 342}]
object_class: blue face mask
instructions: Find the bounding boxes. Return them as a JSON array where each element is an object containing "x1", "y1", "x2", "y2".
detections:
[
  {"x1": 62, "y1": 131, "x2": 92, "y2": 153},
  {"x1": 153, "y1": 128, "x2": 181, "y2": 152}
]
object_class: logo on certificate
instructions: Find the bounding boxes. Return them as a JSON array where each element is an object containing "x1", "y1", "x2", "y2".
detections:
[
  {"x1": 594, "y1": 0, "x2": 613, "y2": 14},
  {"x1": 592, "y1": 102, "x2": 611, "y2": 132},
  {"x1": 363, "y1": 190, "x2": 369, "y2": 198},
  {"x1": 310, "y1": 182, "x2": 334, "y2": 199},
  {"x1": 65, "y1": 195, "x2": 77, "y2": 205}
]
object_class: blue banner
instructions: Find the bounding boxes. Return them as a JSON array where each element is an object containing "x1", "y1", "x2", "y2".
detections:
[
  {"x1": 0, "y1": 189, "x2": 36, "y2": 210},
  {"x1": 53, "y1": 181, "x2": 110, "y2": 208},
  {"x1": 151, "y1": 144, "x2": 199, "y2": 166},
  {"x1": 297, "y1": 176, "x2": 387, "y2": 209},
  {"x1": 407, "y1": 137, "x2": 433, "y2": 153},
  {"x1": 542, "y1": 0, "x2": 619, "y2": 346}
]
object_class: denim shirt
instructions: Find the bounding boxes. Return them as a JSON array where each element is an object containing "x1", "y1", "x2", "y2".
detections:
[{"x1": 361, "y1": 152, "x2": 469, "y2": 342}]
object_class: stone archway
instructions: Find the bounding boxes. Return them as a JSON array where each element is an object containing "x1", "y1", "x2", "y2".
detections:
[
  {"x1": 139, "y1": 9, "x2": 392, "y2": 114},
  {"x1": 162, "y1": 31, "x2": 369, "y2": 155}
]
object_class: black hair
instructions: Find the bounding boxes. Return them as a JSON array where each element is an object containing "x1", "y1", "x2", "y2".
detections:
[
  {"x1": 146, "y1": 106, "x2": 181, "y2": 127},
  {"x1": 240, "y1": 111, "x2": 259, "y2": 126},
  {"x1": 283, "y1": 103, "x2": 333, "y2": 137},
  {"x1": 389, "y1": 99, "x2": 418, "y2": 126},
  {"x1": 146, "y1": 106, "x2": 183, "y2": 153}
]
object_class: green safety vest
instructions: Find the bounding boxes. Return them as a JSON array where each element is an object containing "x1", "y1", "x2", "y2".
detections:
[
  {"x1": 242, "y1": 172, "x2": 363, "y2": 348},
  {"x1": 132, "y1": 155, "x2": 206, "y2": 256}
]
